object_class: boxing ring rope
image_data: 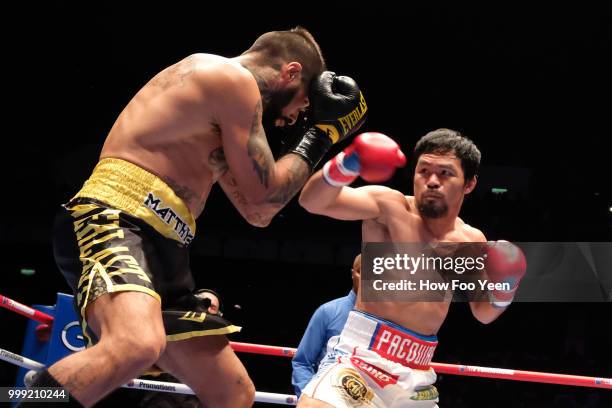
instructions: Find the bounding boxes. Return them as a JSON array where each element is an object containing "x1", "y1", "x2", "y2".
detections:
[
  {"x1": 0, "y1": 347, "x2": 46, "y2": 372},
  {"x1": 231, "y1": 342, "x2": 612, "y2": 389},
  {"x1": 0, "y1": 347, "x2": 298, "y2": 405},
  {"x1": 1, "y1": 294, "x2": 611, "y2": 402},
  {"x1": 0, "y1": 295, "x2": 53, "y2": 325}
]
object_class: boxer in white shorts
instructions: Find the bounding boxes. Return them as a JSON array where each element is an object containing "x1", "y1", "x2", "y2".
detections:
[
  {"x1": 303, "y1": 310, "x2": 439, "y2": 407},
  {"x1": 297, "y1": 129, "x2": 527, "y2": 407}
]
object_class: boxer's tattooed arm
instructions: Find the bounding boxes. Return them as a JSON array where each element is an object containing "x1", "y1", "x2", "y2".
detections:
[
  {"x1": 267, "y1": 157, "x2": 310, "y2": 205},
  {"x1": 247, "y1": 100, "x2": 273, "y2": 188},
  {"x1": 208, "y1": 147, "x2": 229, "y2": 176},
  {"x1": 246, "y1": 100, "x2": 310, "y2": 205},
  {"x1": 219, "y1": 175, "x2": 266, "y2": 226}
]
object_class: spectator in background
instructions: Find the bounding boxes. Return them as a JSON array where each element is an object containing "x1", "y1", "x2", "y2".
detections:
[{"x1": 291, "y1": 254, "x2": 361, "y2": 397}]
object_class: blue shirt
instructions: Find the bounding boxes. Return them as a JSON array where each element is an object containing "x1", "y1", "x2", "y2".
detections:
[{"x1": 291, "y1": 290, "x2": 356, "y2": 397}]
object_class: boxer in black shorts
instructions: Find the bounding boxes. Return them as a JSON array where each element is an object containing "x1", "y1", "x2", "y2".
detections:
[
  {"x1": 23, "y1": 26, "x2": 367, "y2": 408},
  {"x1": 53, "y1": 160, "x2": 240, "y2": 347}
]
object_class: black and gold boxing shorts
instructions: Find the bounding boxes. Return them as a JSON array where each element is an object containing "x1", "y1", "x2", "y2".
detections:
[{"x1": 53, "y1": 158, "x2": 240, "y2": 346}]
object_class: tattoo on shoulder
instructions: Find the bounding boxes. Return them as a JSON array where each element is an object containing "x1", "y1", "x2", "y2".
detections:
[
  {"x1": 150, "y1": 60, "x2": 194, "y2": 90},
  {"x1": 247, "y1": 100, "x2": 274, "y2": 188},
  {"x1": 208, "y1": 147, "x2": 229, "y2": 175}
]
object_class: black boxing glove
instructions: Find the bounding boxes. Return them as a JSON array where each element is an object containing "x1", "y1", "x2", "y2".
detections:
[
  {"x1": 310, "y1": 71, "x2": 367, "y2": 143},
  {"x1": 288, "y1": 71, "x2": 367, "y2": 169}
]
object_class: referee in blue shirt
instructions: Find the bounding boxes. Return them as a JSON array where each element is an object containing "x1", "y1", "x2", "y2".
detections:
[{"x1": 291, "y1": 254, "x2": 361, "y2": 397}]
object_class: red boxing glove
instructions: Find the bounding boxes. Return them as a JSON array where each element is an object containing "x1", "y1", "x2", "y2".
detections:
[
  {"x1": 323, "y1": 132, "x2": 406, "y2": 187},
  {"x1": 484, "y1": 240, "x2": 527, "y2": 308}
]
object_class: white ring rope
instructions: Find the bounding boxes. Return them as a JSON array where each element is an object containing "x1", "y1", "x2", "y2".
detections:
[{"x1": 1, "y1": 347, "x2": 298, "y2": 405}]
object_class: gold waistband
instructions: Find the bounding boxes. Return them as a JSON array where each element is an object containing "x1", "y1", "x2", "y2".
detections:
[{"x1": 72, "y1": 158, "x2": 196, "y2": 244}]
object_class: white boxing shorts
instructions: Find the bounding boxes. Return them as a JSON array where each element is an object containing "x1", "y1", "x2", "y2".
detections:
[{"x1": 301, "y1": 310, "x2": 439, "y2": 407}]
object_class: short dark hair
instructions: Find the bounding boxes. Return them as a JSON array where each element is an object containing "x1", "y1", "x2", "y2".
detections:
[
  {"x1": 243, "y1": 26, "x2": 326, "y2": 86},
  {"x1": 413, "y1": 128, "x2": 481, "y2": 182}
]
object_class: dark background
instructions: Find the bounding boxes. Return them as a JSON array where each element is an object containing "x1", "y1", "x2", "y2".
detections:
[{"x1": 1, "y1": 2, "x2": 610, "y2": 407}]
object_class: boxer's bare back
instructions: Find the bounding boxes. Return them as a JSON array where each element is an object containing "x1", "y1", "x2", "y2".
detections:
[{"x1": 101, "y1": 54, "x2": 234, "y2": 217}]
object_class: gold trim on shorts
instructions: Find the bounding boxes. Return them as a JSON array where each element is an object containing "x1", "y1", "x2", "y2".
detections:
[
  {"x1": 73, "y1": 158, "x2": 196, "y2": 245},
  {"x1": 166, "y1": 326, "x2": 242, "y2": 342},
  {"x1": 66, "y1": 202, "x2": 163, "y2": 346}
]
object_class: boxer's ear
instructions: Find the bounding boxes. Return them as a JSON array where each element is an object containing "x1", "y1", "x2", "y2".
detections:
[
  {"x1": 464, "y1": 175, "x2": 477, "y2": 195},
  {"x1": 281, "y1": 62, "x2": 303, "y2": 85}
]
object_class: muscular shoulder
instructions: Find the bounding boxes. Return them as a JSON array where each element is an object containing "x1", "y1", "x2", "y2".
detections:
[
  {"x1": 364, "y1": 186, "x2": 410, "y2": 215},
  {"x1": 461, "y1": 223, "x2": 487, "y2": 242},
  {"x1": 191, "y1": 55, "x2": 258, "y2": 97},
  {"x1": 357, "y1": 185, "x2": 406, "y2": 202}
]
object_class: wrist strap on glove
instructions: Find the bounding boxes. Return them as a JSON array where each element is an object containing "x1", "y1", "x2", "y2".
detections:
[
  {"x1": 323, "y1": 151, "x2": 360, "y2": 187},
  {"x1": 488, "y1": 287, "x2": 518, "y2": 308},
  {"x1": 287, "y1": 127, "x2": 332, "y2": 170}
]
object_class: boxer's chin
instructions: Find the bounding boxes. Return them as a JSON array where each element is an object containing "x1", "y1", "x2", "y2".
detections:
[{"x1": 418, "y1": 200, "x2": 448, "y2": 219}]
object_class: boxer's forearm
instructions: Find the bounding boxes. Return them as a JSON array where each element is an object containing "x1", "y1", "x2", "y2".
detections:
[
  {"x1": 263, "y1": 153, "x2": 312, "y2": 206},
  {"x1": 239, "y1": 154, "x2": 311, "y2": 227},
  {"x1": 299, "y1": 169, "x2": 342, "y2": 214},
  {"x1": 218, "y1": 155, "x2": 310, "y2": 227}
]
